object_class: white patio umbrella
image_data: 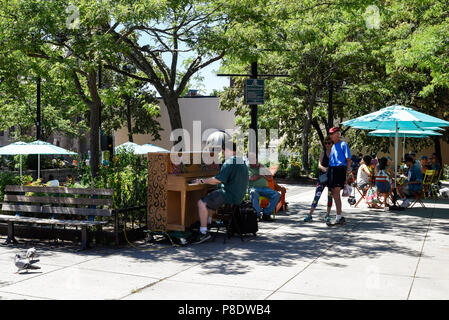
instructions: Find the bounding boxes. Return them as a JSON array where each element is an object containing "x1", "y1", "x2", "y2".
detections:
[
  {"x1": 114, "y1": 141, "x2": 145, "y2": 155},
  {"x1": 136, "y1": 143, "x2": 169, "y2": 154},
  {"x1": 0, "y1": 140, "x2": 77, "y2": 179},
  {"x1": 0, "y1": 141, "x2": 29, "y2": 178},
  {"x1": 27, "y1": 140, "x2": 77, "y2": 179}
]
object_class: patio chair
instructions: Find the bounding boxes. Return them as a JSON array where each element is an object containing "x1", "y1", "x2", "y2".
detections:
[
  {"x1": 410, "y1": 170, "x2": 435, "y2": 208},
  {"x1": 374, "y1": 175, "x2": 391, "y2": 210},
  {"x1": 354, "y1": 182, "x2": 368, "y2": 208},
  {"x1": 259, "y1": 176, "x2": 287, "y2": 220},
  {"x1": 430, "y1": 169, "x2": 443, "y2": 200}
]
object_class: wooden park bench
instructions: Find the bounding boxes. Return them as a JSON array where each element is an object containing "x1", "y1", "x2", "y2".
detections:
[{"x1": 0, "y1": 185, "x2": 114, "y2": 250}]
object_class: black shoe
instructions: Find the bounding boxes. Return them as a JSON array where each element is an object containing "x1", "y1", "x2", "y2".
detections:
[
  {"x1": 262, "y1": 214, "x2": 274, "y2": 222},
  {"x1": 192, "y1": 232, "x2": 212, "y2": 244}
]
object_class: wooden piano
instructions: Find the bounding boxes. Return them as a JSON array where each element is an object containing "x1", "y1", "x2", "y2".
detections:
[{"x1": 147, "y1": 152, "x2": 220, "y2": 232}]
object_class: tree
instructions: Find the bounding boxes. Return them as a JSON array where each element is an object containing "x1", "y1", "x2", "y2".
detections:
[
  {"x1": 100, "y1": 0, "x2": 272, "y2": 137},
  {"x1": 0, "y1": 48, "x2": 88, "y2": 142},
  {"x1": 219, "y1": 0, "x2": 386, "y2": 171},
  {"x1": 0, "y1": 0, "x2": 116, "y2": 177},
  {"x1": 100, "y1": 69, "x2": 163, "y2": 142}
]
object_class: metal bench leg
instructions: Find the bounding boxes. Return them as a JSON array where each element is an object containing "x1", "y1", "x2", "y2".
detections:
[
  {"x1": 80, "y1": 226, "x2": 89, "y2": 250},
  {"x1": 5, "y1": 221, "x2": 18, "y2": 245}
]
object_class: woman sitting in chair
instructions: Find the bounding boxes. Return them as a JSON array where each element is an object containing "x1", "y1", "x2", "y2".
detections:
[{"x1": 356, "y1": 155, "x2": 372, "y2": 192}]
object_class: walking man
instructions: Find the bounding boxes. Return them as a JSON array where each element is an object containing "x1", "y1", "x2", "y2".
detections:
[{"x1": 327, "y1": 127, "x2": 352, "y2": 226}]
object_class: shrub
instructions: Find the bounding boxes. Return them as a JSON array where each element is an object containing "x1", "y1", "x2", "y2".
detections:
[
  {"x1": 0, "y1": 172, "x2": 33, "y2": 201},
  {"x1": 75, "y1": 151, "x2": 148, "y2": 210}
]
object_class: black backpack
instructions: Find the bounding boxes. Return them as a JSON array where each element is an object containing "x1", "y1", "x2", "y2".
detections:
[{"x1": 229, "y1": 201, "x2": 258, "y2": 236}]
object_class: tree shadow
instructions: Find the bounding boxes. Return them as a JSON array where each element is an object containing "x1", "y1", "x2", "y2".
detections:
[{"x1": 1, "y1": 195, "x2": 448, "y2": 277}]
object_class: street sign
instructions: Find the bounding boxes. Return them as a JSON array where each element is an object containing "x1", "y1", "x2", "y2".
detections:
[{"x1": 244, "y1": 79, "x2": 265, "y2": 105}]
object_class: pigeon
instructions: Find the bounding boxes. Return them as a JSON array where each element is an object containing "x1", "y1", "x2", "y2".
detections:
[
  {"x1": 25, "y1": 248, "x2": 37, "y2": 262},
  {"x1": 14, "y1": 254, "x2": 40, "y2": 274}
]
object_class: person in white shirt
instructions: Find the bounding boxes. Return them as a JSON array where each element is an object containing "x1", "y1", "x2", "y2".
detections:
[
  {"x1": 46, "y1": 174, "x2": 60, "y2": 187},
  {"x1": 356, "y1": 155, "x2": 372, "y2": 192}
]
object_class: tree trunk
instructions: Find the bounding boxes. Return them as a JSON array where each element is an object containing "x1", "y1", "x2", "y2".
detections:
[
  {"x1": 433, "y1": 136, "x2": 442, "y2": 163},
  {"x1": 302, "y1": 90, "x2": 317, "y2": 173},
  {"x1": 126, "y1": 99, "x2": 133, "y2": 142},
  {"x1": 302, "y1": 117, "x2": 312, "y2": 173},
  {"x1": 87, "y1": 71, "x2": 101, "y2": 178},
  {"x1": 162, "y1": 94, "x2": 183, "y2": 142}
]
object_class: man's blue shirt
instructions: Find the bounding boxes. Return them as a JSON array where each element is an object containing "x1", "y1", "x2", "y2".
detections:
[
  {"x1": 407, "y1": 164, "x2": 423, "y2": 192},
  {"x1": 329, "y1": 141, "x2": 351, "y2": 167}
]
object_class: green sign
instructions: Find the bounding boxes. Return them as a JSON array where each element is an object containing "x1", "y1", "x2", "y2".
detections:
[{"x1": 245, "y1": 79, "x2": 265, "y2": 105}]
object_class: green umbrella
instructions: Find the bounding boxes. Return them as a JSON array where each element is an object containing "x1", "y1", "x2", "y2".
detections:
[
  {"x1": 343, "y1": 105, "x2": 449, "y2": 185},
  {"x1": 368, "y1": 129, "x2": 442, "y2": 160}
]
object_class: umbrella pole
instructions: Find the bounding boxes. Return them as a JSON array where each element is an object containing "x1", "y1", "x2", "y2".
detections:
[
  {"x1": 20, "y1": 155, "x2": 22, "y2": 180},
  {"x1": 38, "y1": 154, "x2": 40, "y2": 180},
  {"x1": 403, "y1": 135, "x2": 405, "y2": 161},
  {"x1": 394, "y1": 123, "x2": 399, "y2": 189}
]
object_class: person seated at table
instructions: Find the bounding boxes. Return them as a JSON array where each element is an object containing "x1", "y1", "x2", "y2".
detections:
[
  {"x1": 430, "y1": 153, "x2": 442, "y2": 174},
  {"x1": 247, "y1": 152, "x2": 280, "y2": 222},
  {"x1": 46, "y1": 174, "x2": 60, "y2": 187},
  {"x1": 419, "y1": 155, "x2": 432, "y2": 174},
  {"x1": 397, "y1": 155, "x2": 423, "y2": 208},
  {"x1": 376, "y1": 157, "x2": 392, "y2": 192},
  {"x1": 64, "y1": 174, "x2": 75, "y2": 186},
  {"x1": 356, "y1": 155, "x2": 372, "y2": 192},
  {"x1": 408, "y1": 151, "x2": 421, "y2": 169}
]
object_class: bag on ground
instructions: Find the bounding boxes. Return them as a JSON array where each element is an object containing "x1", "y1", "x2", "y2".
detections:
[{"x1": 230, "y1": 201, "x2": 258, "y2": 235}]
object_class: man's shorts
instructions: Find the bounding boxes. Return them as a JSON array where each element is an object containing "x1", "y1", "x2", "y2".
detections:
[
  {"x1": 328, "y1": 166, "x2": 347, "y2": 189},
  {"x1": 200, "y1": 190, "x2": 225, "y2": 210}
]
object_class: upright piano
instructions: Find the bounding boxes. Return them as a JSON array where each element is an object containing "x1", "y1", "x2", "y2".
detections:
[{"x1": 147, "y1": 152, "x2": 220, "y2": 232}]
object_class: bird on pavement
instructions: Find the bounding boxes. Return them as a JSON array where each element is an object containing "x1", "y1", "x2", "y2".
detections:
[
  {"x1": 14, "y1": 254, "x2": 41, "y2": 274},
  {"x1": 25, "y1": 247, "x2": 37, "y2": 262}
]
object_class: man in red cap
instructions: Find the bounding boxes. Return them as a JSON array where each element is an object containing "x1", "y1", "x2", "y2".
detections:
[{"x1": 327, "y1": 126, "x2": 352, "y2": 226}]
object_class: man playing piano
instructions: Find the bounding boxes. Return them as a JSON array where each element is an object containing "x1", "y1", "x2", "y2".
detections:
[{"x1": 191, "y1": 141, "x2": 248, "y2": 244}]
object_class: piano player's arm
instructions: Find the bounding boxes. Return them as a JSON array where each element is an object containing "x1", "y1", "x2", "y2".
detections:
[{"x1": 193, "y1": 177, "x2": 222, "y2": 185}]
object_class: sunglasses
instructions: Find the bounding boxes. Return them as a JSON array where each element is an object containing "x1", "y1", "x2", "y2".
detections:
[{"x1": 325, "y1": 142, "x2": 332, "y2": 145}]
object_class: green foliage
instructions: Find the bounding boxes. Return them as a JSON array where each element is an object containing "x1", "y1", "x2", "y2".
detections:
[
  {"x1": 0, "y1": 172, "x2": 33, "y2": 202},
  {"x1": 443, "y1": 164, "x2": 449, "y2": 181},
  {"x1": 75, "y1": 151, "x2": 148, "y2": 210}
]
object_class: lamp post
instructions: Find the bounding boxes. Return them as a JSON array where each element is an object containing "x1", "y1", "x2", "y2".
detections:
[
  {"x1": 36, "y1": 77, "x2": 41, "y2": 140},
  {"x1": 217, "y1": 51, "x2": 289, "y2": 161}
]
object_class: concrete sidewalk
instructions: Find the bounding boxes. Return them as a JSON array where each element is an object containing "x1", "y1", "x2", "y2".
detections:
[{"x1": 1, "y1": 183, "x2": 449, "y2": 300}]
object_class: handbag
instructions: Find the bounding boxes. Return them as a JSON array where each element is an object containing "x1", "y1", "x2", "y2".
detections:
[
  {"x1": 348, "y1": 183, "x2": 356, "y2": 205},
  {"x1": 342, "y1": 184, "x2": 352, "y2": 197},
  {"x1": 318, "y1": 172, "x2": 328, "y2": 184}
]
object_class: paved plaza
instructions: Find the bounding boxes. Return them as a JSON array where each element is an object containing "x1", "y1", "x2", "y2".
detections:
[{"x1": 1, "y1": 183, "x2": 449, "y2": 300}]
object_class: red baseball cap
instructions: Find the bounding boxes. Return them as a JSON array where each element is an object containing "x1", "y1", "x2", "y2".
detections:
[{"x1": 329, "y1": 127, "x2": 341, "y2": 134}]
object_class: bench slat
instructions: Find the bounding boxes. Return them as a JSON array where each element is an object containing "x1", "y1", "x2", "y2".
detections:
[
  {"x1": 4, "y1": 195, "x2": 113, "y2": 206},
  {"x1": 5, "y1": 185, "x2": 114, "y2": 196},
  {"x1": 0, "y1": 204, "x2": 112, "y2": 217},
  {"x1": 0, "y1": 214, "x2": 108, "y2": 226}
]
